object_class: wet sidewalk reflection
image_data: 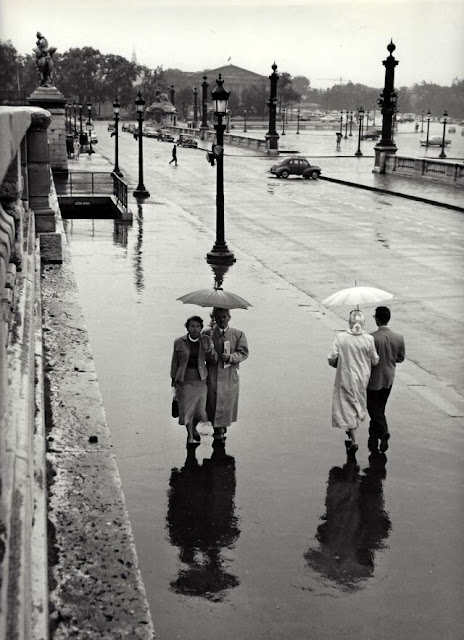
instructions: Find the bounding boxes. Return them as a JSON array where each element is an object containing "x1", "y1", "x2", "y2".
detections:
[
  {"x1": 305, "y1": 453, "x2": 391, "y2": 590},
  {"x1": 167, "y1": 443, "x2": 240, "y2": 601}
]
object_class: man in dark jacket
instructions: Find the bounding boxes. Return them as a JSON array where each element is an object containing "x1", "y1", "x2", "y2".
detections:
[{"x1": 367, "y1": 306, "x2": 405, "y2": 453}]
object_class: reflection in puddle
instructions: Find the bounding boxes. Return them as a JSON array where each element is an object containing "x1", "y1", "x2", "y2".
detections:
[
  {"x1": 304, "y1": 454, "x2": 391, "y2": 591},
  {"x1": 167, "y1": 444, "x2": 240, "y2": 601}
]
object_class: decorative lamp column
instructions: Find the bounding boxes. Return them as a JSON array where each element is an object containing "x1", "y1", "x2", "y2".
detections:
[
  {"x1": 133, "y1": 91, "x2": 150, "y2": 199},
  {"x1": 200, "y1": 75, "x2": 209, "y2": 136},
  {"x1": 193, "y1": 86, "x2": 198, "y2": 128},
  {"x1": 349, "y1": 110, "x2": 353, "y2": 136},
  {"x1": 296, "y1": 109, "x2": 300, "y2": 134},
  {"x1": 113, "y1": 98, "x2": 122, "y2": 176},
  {"x1": 354, "y1": 106, "x2": 364, "y2": 157},
  {"x1": 73, "y1": 101, "x2": 77, "y2": 133},
  {"x1": 78, "y1": 101, "x2": 84, "y2": 145},
  {"x1": 420, "y1": 110, "x2": 424, "y2": 133},
  {"x1": 374, "y1": 40, "x2": 399, "y2": 172},
  {"x1": 339, "y1": 111, "x2": 343, "y2": 135},
  {"x1": 206, "y1": 75, "x2": 235, "y2": 266},
  {"x1": 344, "y1": 110, "x2": 349, "y2": 138},
  {"x1": 86, "y1": 101, "x2": 94, "y2": 154},
  {"x1": 243, "y1": 109, "x2": 247, "y2": 133},
  {"x1": 439, "y1": 110, "x2": 448, "y2": 159},
  {"x1": 281, "y1": 108, "x2": 286, "y2": 135},
  {"x1": 265, "y1": 62, "x2": 280, "y2": 153},
  {"x1": 170, "y1": 85, "x2": 175, "y2": 106},
  {"x1": 425, "y1": 109, "x2": 431, "y2": 147}
]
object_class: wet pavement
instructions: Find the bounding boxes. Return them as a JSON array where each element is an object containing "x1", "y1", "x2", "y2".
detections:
[{"x1": 64, "y1": 123, "x2": 463, "y2": 639}]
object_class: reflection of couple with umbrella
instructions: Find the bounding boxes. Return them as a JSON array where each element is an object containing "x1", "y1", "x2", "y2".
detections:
[
  {"x1": 304, "y1": 455, "x2": 391, "y2": 590},
  {"x1": 323, "y1": 284, "x2": 394, "y2": 457},
  {"x1": 166, "y1": 444, "x2": 240, "y2": 601}
]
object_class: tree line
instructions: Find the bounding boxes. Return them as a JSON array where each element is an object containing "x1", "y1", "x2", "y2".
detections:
[{"x1": 1, "y1": 40, "x2": 462, "y2": 119}]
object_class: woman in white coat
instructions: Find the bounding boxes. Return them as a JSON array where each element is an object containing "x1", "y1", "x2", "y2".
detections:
[{"x1": 328, "y1": 310, "x2": 379, "y2": 454}]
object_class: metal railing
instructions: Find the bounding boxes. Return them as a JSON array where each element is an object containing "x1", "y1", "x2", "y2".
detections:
[{"x1": 53, "y1": 171, "x2": 129, "y2": 211}]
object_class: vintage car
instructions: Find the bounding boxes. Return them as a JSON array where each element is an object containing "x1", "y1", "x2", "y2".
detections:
[
  {"x1": 361, "y1": 130, "x2": 380, "y2": 140},
  {"x1": 177, "y1": 134, "x2": 198, "y2": 148},
  {"x1": 269, "y1": 156, "x2": 321, "y2": 179},
  {"x1": 420, "y1": 136, "x2": 451, "y2": 147}
]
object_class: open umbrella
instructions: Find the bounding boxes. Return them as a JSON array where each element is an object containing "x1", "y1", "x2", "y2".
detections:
[
  {"x1": 321, "y1": 286, "x2": 393, "y2": 309},
  {"x1": 177, "y1": 288, "x2": 252, "y2": 310}
]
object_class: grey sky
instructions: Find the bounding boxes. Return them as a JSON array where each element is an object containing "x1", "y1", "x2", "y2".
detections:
[{"x1": 2, "y1": 0, "x2": 463, "y2": 88}]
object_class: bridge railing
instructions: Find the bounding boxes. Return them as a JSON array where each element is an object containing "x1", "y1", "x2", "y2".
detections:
[{"x1": 53, "y1": 171, "x2": 129, "y2": 212}]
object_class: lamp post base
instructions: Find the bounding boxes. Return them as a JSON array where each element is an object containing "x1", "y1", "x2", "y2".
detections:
[
  {"x1": 133, "y1": 187, "x2": 150, "y2": 199},
  {"x1": 438, "y1": 151, "x2": 447, "y2": 159},
  {"x1": 354, "y1": 150, "x2": 363, "y2": 157},
  {"x1": 206, "y1": 246, "x2": 236, "y2": 265}
]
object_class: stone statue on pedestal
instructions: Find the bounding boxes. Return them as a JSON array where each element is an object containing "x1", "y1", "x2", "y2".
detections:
[{"x1": 33, "y1": 32, "x2": 56, "y2": 87}]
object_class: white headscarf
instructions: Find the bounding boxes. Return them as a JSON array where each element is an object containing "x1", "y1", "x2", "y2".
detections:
[{"x1": 348, "y1": 310, "x2": 365, "y2": 335}]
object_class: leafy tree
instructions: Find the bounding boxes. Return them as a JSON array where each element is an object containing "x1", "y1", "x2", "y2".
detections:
[
  {"x1": 292, "y1": 75, "x2": 311, "y2": 96},
  {"x1": 241, "y1": 82, "x2": 267, "y2": 118},
  {"x1": 99, "y1": 54, "x2": 139, "y2": 108},
  {"x1": 0, "y1": 40, "x2": 19, "y2": 90},
  {"x1": 137, "y1": 65, "x2": 166, "y2": 108},
  {"x1": 54, "y1": 47, "x2": 104, "y2": 104}
]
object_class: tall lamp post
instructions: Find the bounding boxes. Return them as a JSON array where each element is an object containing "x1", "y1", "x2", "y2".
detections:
[
  {"x1": 133, "y1": 91, "x2": 150, "y2": 199},
  {"x1": 439, "y1": 110, "x2": 448, "y2": 159},
  {"x1": 78, "y1": 101, "x2": 84, "y2": 146},
  {"x1": 339, "y1": 111, "x2": 343, "y2": 135},
  {"x1": 425, "y1": 109, "x2": 431, "y2": 147},
  {"x1": 193, "y1": 86, "x2": 198, "y2": 128},
  {"x1": 86, "y1": 101, "x2": 94, "y2": 154},
  {"x1": 420, "y1": 110, "x2": 424, "y2": 133},
  {"x1": 112, "y1": 98, "x2": 122, "y2": 176},
  {"x1": 354, "y1": 106, "x2": 364, "y2": 156},
  {"x1": 349, "y1": 111, "x2": 353, "y2": 136},
  {"x1": 344, "y1": 110, "x2": 349, "y2": 138},
  {"x1": 265, "y1": 62, "x2": 280, "y2": 152},
  {"x1": 243, "y1": 109, "x2": 247, "y2": 133},
  {"x1": 207, "y1": 75, "x2": 235, "y2": 266},
  {"x1": 281, "y1": 109, "x2": 286, "y2": 135},
  {"x1": 200, "y1": 75, "x2": 208, "y2": 138},
  {"x1": 296, "y1": 109, "x2": 300, "y2": 134}
]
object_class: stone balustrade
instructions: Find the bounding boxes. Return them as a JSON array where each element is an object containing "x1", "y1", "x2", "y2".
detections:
[{"x1": 386, "y1": 154, "x2": 464, "y2": 186}]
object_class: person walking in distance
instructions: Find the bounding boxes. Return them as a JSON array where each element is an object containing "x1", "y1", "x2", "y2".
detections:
[
  {"x1": 367, "y1": 306, "x2": 405, "y2": 454},
  {"x1": 169, "y1": 144, "x2": 178, "y2": 166}
]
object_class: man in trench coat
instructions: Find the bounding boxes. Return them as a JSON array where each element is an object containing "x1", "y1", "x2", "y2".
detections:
[{"x1": 205, "y1": 308, "x2": 249, "y2": 441}]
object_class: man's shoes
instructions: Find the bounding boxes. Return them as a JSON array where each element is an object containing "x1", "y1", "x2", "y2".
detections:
[
  {"x1": 379, "y1": 433, "x2": 390, "y2": 453},
  {"x1": 368, "y1": 436, "x2": 379, "y2": 452}
]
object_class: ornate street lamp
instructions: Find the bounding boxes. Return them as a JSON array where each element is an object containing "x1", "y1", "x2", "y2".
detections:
[
  {"x1": 349, "y1": 111, "x2": 353, "y2": 136},
  {"x1": 265, "y1": 62, "x2": 280, "y2": 151},
  {"x1": 281, "y1": 108, "x2": 286, "y2": 135},
  {"x1": 200, "y1": 75, "x2": 209, "y2": 135},
  {"x1": 86, "y1": 101, "x2": 94, "y2": 154},
  {"x1": 344, "y1": 110, "x2": 349, "y2": 138},
  {"x1": 420, "y1": 110, "x2": 424, "y2": 133},
  {"x1": 296, "y1": 109, "x2": 300, "y2": 134},
  {"x1": 112, "y1": 98, "x2": 122, "y2": 176},
  {"x1": 206, "y1": 75, "x2": 235, "y2": 265},
  {"x1": 339, "y1": 111, "x2": 343, "y2": 135},
  {"x1": 193, "y1": 86, "x2": 198, "y2": 128},
  {"x1": 425, "y1": 109, "x2": 431, "y2": 147},
  {"x1": 73, "y1": 101, "x2": 77, "y2": 134},
  {"x1": 243, "y1": 109, "x2": 247, "y2": 133},
  {"x1": 133, "y1": 91, "x2": 150, "y2": 199},
  {"x1": 354, "y1": 106, "x2": 364, "y2": 157},
  {"x1": 439, "y1": 110, "x2": 448, "y2": 159}
]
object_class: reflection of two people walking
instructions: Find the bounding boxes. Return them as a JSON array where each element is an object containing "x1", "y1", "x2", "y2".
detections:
[
  {"x1": 167, "y1": 445, "x2": 239, "y2": 600},
  {"x1": 305, "y1": 455, "x2": 391, "y2": 589}
]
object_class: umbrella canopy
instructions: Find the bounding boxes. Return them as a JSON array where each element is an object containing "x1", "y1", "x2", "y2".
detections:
[
  {"x1": 177, "y1": 288, "x2": 252, "y2": 310},
  {"x1": 321, "y1": 286, "x2": 393, "y2": 308}
]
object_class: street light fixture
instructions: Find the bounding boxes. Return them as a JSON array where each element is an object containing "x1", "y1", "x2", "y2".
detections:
[
  {"x1": 439, "y1": 109, "x2": 448, "y2": 159},
  {"x1": 86, "y1": 101, "x2": 94, "y2": 154},
  {"x1": 112, "y1": 98, "x2": 122, "y2": 176},
  {"x1": 206, "y1": 75, "x2": 235, "y2": 265},
  {"x1": 243, "y1": 109, "x2": 247, "y2": 133},
  {"x1": 296, "y1": 109, "x2": 300, "y2": 134},
  {"x1": 344, "y1": 110, "x2": 349, "y2": 139},
  {"x1": 354, "y1": 106, "x2": 364, "y2": 157},
  {"x1": 133, "y1": 91, "x2": 150, "y2": 199},
  {"x1": 339, "y1": 110, "x2": 343, "y2": 135},
  {"x1": 349, "y1": 111, "x2": 353, "y2": 136},
  {"x1": 425, "y1": 109, "x2": 431, "y2": 147},
  {"x1": 282, "y1": 108, "x2": 286, "y2": 135},
  {"x1": 193, "y1": 86, "x2": 198, "y2": 128}
]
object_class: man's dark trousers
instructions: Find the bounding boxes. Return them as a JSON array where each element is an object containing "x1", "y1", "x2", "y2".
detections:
[{"x1": 367, "y1": 387, "x2": 392, "y2": 438}]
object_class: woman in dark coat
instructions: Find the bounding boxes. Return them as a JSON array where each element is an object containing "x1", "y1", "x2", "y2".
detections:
[{"x1": 171, "y1": 316, "x2": 213, "y2": 444}]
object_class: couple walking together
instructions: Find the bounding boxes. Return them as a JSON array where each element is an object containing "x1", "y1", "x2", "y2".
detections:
[
  {"x1": 171, "y1": 308, "x2": 248, "y2": 445},
  {"x1": 328, "y1": 306, "x2": 405, "y2": 456}
]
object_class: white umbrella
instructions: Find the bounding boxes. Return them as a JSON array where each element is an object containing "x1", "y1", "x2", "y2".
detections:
[
  {"x1": 321, "y1": 286, "x2": 393, "y2": 308},
  {"x1": 177, "y1": 288, "x2": 252, "y2": 310}
]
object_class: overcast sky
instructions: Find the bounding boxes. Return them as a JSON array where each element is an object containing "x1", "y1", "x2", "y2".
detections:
[{"x1": 2, "y1": 0, "x2": 463, "y2": 88}]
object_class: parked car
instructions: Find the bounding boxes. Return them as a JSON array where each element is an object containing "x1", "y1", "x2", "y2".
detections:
[
  {"x1": 177, "y1": 134, "x2": 198, "y2": 148},
  {"x1": 89, "y1": 132, "x2": 98, "y2": 144},
  {"x1": 122, "y1": 123, "x2": 136, "y2": 133},
  {"x1": 269, "y1": 156, "x2": 321, "y2": 179},
  {"x1": 107, "y1": 123, "x2": 115, "y2": 132},
  {"x1": 361, "y1": 131, "x2": 380, "y2": 140},
  {"x1": 420, "y1": 136, "x2": 451, "y2": 147},
  {"x1": 144, "y1": 127, "x2": 160, "y2": 138},
  {"x1": 159, "y1": 130, "x2": 175, "y2": 142}
]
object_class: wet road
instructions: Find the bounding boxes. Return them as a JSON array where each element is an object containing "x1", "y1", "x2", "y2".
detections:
[{"x1": 65, "y1": 123, "x2": 464, "y2": 639}]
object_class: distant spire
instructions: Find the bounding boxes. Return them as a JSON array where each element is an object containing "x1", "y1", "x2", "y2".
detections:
[{"x1": 131, "y1": 45, "x2": 137, "y2": 64}]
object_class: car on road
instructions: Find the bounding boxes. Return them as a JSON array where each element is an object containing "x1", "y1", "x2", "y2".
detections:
[
  {"x1": 269, "y1": 156, "x2": 321, "y2": 179},
  {"x1": 419, "y1": 136, "x2": 451, "y2": 147},
  {"x1": 361, "y1": 131, "x2": 380, "y2": 140},
  {"x1": 107, "y1": 123, "x2": 115, "y2": 132},
  {"x1": 177, "y1": 134, "x2": 198, "y2": 148}
]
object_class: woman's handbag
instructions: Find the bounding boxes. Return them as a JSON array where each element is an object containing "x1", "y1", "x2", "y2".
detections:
[{"x1": 171, "y1": 394, "x2": 179, "y2": 418}]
